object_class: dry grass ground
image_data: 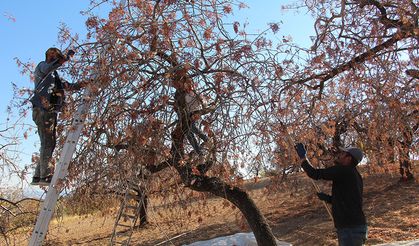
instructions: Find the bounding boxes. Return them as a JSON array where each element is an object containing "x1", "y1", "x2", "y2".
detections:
[{"x1": 4, "y1": 171, "x2": 418, "y2": 246}]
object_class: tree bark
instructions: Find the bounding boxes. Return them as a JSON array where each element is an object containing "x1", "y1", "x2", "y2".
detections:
[
  {"x1": 162, "y1": 50, "x2": 277, "y2": 245},
  {"x1": 171, "y1": 106, "x2": 277, "y2": 245},
  {"x1": 186, "y1": 175, "x2": 278, "y2": 246}
]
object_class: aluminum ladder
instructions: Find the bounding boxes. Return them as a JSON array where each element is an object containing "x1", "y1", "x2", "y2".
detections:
[{"x1": 28, "y1": 89, "x2": 91, "y2": 246}]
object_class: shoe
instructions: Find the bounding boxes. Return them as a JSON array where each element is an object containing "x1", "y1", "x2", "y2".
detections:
[
  {"x1": 30, "y1": 177, "x2": 40, "y2": 185},
  {"x1": 38, "y1": 175, "x2": 53, "y2": 186}
]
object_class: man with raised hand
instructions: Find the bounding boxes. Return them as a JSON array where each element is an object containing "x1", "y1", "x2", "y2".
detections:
[
  {"x1": 295, "y1": 143, "x2": 368, "y2": 246},
  {"x1": 30, "y1": 48, "x2": 84, "y2": 186}
]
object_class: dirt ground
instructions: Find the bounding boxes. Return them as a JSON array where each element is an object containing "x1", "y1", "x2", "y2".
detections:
[{"x1": 6, "y1": 172, "x2": 419, "y2": 246}]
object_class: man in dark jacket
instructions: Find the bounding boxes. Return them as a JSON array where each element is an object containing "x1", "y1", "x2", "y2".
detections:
[
  {"x1": 30, "y1": 47, "x2": 83, "y2": 186},
  {"x1": 295, "y1": 143, "x2": 368, "y2": 246}
]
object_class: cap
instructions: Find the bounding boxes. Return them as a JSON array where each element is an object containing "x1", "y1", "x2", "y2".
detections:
[{"x1": 339, "y1": 146, "x2": 363, "y2": 164}]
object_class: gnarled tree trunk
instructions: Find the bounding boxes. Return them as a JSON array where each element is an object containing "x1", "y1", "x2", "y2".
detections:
[{"x1": 170, "y1": 88, "x2": 277, "y2": 245}]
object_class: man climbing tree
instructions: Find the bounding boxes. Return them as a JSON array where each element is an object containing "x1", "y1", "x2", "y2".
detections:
[{"x1": 173, "y1": 69, "x2": 212, "y2": 158}]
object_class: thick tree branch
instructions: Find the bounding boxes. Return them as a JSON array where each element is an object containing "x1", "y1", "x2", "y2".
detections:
[{"x1": 293, "y1": 30, "x2": 411, "y2": 97}]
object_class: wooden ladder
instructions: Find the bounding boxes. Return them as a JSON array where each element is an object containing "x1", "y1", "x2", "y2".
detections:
[{"x1": 110, "y1": 180, "x2": 146, "y2": 245}]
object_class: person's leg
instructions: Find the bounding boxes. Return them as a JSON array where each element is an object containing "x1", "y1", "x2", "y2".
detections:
[
  {"x1": 351, "y1": 225, "x2": 368, "y2": 246},
  {"x1": 191, "y1": 122, "x2": 208, "y2": 142},
  {"x1": 337, "y1": 228, "x2": 352, "y2": 246},
  {"x1": 39, "y1": 111, "x2": 57, "y2": 179},
  {"x1": 32, "y1": 108, "x2": 42, "y2": 181},
  {"x1": 337, "y1": 226, "x2": 367, "y2": 246},
  {"x1": 186, "y1": 125, "x2": 202, "y2": 155},
  {"x1": 351, "y1": 225, "x2": 368, "y2": 245}
]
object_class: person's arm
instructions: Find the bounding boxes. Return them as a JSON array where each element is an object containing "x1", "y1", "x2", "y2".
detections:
[
  {"x1": 38, "y1": 50, "x2": 74, "y2": 78},
  {"x1": 62, "y1": 81, "x2": 82, "y2": 91},
  {"x1": 301, "y1": 159, "x2": 343, "y2": 181},
  {"x1": 62, "y1": 77, "x2": 90, "y2": 91},
  {"x1": 301, "y1": 159, "x2": 320, "y2": 179},
  {"x1": 37, "y1": 58, "x2": 64, "y2": 75}
]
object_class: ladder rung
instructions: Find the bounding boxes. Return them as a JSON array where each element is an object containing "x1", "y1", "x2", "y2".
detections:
[
  {"x1": 121, "y1": 213, "x2": 137, "y2": 220},
  {"x1": 126, "y1": 193, "x2": 140, "y2": 200},
  {"x1": 116, "y1": 223, "x2": 132, "y2": 228},
  {"x1": 125, "y1": 205, "x2": 138, "y2": 210},
  {"x1": 115, "y1": 230, "x2": 131, "y2": 236},
  {"x1": 130, "y1": 187, "x2": 141, "y2": 193},
  {"x1": 115, "y1": 240, "x2": 129, "y2": 245},
  {"x1": 127, "y1": 189, "x2": 141, "y2": 194}
]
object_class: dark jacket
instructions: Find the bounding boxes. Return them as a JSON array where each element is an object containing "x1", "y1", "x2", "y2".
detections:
[
  {"x1": 31, "y1": 59, "x2": 80, "y2": 111},
  {"x1": 302, "y1": 160, "x2": 366, "y2": 229}
]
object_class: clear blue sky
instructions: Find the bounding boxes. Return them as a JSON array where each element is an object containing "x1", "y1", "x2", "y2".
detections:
[{"x1": 0, "y1": 0, "x2": 314, "y2": 191}]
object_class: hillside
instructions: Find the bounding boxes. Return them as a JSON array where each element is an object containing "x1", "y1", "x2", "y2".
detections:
[{"x1": 6, "y1": 172, "x2": 419, "y2": 245}]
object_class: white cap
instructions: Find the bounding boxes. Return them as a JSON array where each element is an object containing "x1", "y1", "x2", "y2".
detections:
[{"x1": 339, "y1": 146, "x2": 363, "y2": 164}]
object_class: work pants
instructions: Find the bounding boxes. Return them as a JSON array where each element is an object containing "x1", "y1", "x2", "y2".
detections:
[
  {"x1": 32, "y1": 107, "x2": 57, "y2": 178},
  {"x1": 337, "y1": 225, "x2": 368, "y2": 246}
]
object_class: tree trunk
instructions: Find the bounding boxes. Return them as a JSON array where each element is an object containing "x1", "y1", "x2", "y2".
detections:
[
  {"x1": 187, "y1": 175, "x2": 278, "y2": 245},
  {"x1": 171, "y1": 122, "x2": 277, "y2": 245},
  {"x1": 165, "y1": 55, "x2": 277, "y2": 245}
]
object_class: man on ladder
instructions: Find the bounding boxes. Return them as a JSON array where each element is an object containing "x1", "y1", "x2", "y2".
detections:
[
  {"x1": 30, "y1": 47, "x2": 87, "y2": 186},
  {"x1": 29, "y1": 46, "x2": 93, "y2": 245}
]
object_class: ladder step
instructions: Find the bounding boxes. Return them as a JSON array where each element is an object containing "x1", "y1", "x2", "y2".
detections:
[
  {"x1": 126, "y1": 193, "x2": 141, "y2": 200},
  {"x1": 121, "y1": 213, "x2": 137, "y2": 220},
  {"x1": 125, "y1": 205, "x2": 139, "y2": 210},
  {"x1": 113, "y1": 239, "x2": 129, "y2": 245},
  {"x1": 115, "y1": 230, "x2": 131, "y2": 236},
  {"x1": 116, "y1": 223, "x2": 132, "y2": 228},
  {"x1": 130, "y1": 187, "x2": 141, "y2": 193},
  {"x1": 127, "y1": 188, "x2": 141, "y2": 194}
]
